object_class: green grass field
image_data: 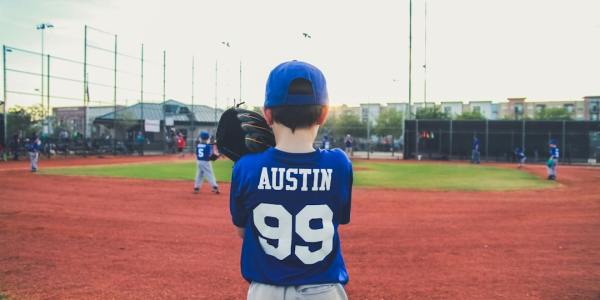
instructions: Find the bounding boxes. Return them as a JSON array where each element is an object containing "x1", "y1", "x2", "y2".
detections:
[{"x1": 41, "y1": 160, "x2": 553, "y2": 191}]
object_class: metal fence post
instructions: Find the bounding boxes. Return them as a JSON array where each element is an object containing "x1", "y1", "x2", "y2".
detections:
[
  {"x1": 449, "y1": 119, "x2": 453, "y2": 159},
  {"x1": 367, "y1": 118, "x2": 371, "y2": 160},
  {"x1": 415, "y1": 119, "x2": 419, "y2": 158},
  {"x1": 140, "y1": 43, "x2": 144, "y2": 130},
  {"x1": 214, "y1": 59, "x2": 218, "y2": 126},
  {"x1": 163, "y1": 50, "x2": 166, "y2": 153},
  {"x1": 113, "y1": 34, "x2": 118, "y2": 154},
  {"x1": 83, "y1": 25, "x2": 87, "y2": 139},
  {"x1": 2, "y1": 45, "x2": 7, "y2": 160},
  {"x1": 562, "y1": 120, "x2": 566, "y2": 163},
  {"x1": 522, "y1": 119, "x2": 526, "y2": 152},
  {"x1": 46, "y1": 54, "x2": 50, "y2": 120},
  {"x1": 485, "y1": 119, "x2": 489, "y2": 161},
  {"x1": 191, "y1": 56, "x2": 195, "y2": 145}
]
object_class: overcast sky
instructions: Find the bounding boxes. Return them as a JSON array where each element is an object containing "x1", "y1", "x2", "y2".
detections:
[{"x1": 1, "y1": 0, "x2": 599, "y2": 110}]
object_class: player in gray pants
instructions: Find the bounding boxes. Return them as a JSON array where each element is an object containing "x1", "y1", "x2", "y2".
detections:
[
  {"x1": 26, "y1": 135, "x2": 41, "y2": 172},
  {"x1": 194, "y1": 131, "x2": 219, "y2": 194},
  {"x1": 248, "y1": 282, "x2": 347, "y2": 300}
]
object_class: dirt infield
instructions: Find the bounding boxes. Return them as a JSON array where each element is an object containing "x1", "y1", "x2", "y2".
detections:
[{"x1": 1, "y1": 157, "x2": 599, "y2": 299}]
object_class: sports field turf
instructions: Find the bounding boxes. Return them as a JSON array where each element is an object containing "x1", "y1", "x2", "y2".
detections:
[{"x1": 41, "y1": 159, "x2": 553, "y2": 191}]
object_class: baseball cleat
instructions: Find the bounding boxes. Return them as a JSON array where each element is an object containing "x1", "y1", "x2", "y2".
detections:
[
  {"x1": 212, "y1": 187, "x2": 220, "y2": 194},
  {"x1": 194, "y1": 188, "x2": 200, "y2": 194}
]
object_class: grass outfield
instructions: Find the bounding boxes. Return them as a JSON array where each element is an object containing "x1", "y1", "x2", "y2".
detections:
[
  {"x1": 352, "y1": 161, "x2": 553, "y2": 191},
  {"x1": 41, "y1": 159, "x2": 553, "y2": 191}
]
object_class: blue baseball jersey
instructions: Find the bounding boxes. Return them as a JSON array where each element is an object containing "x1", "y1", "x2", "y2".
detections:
[
  {"x1": 196, "y1": 143, "x2": 212, "y2": 161},
  {"x1": 515, "y1": 148, "x2": 525, "y2": 159},
  {"x1": 230, "y1": 147, "x2": 352, "y2": 286},
  {"x1": 26, "y1": 139, "x2": 40, "y2": 153},
  {"x1": 550, "y1": 146, "x2": 559, "y2": 159},
  {"x1": 472, "y1": 139, "x2": 480, "y2": 151}
]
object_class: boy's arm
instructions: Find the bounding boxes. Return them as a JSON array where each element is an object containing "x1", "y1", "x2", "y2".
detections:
[
  {"x1": 339, "y1": 162, "x2": 353, "y2": 225},
  {"x1": 230, "y1": 162, "x2": 248, "y2": 229}
]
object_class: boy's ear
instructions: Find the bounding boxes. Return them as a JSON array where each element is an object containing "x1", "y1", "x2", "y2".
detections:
[
  {"x1": 317, "y1": 106, "x2": 329, "y2": 125},
  {"x1": 262, "y1": 108, "x2": 274, "y2": 125}
]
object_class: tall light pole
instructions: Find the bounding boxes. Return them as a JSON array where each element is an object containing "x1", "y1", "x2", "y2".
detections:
[
  {"x1": 3, "y1": 46, "x2": 8, "y2": 160},
  {"x1": 408, "y1": 0, "x2": 413, "y2": 119},
  {"x1": 423, "y1": 0, "x2": 428, "y2": 106},
  {"x1": 36, "y1": 23, "x2": 53, "y2": 118},
  {"x1": 190, "y1": 56, "x2": 195, "y2": 138},
  {"x1": 239, "y1": 60, "x2": 242, "y2": 106}
]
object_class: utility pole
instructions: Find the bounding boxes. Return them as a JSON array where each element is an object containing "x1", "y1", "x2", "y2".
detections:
[
  {"x1": 46, "y1": 54, "x2": 50, "y2": 121},
  {"x1": 408, "y1": 0, "x2": 413, "y2": 119},
  {"x1": 36, "y1": 23, "x2": 53, "y2": 118},
  {"x1": 239, "y1": 60, "x2": 242, "y2": 106},
  {"x1": 3, "y1": 45, "x2": 8, "y2": 160},
  {"x1": 113, "y1": 34, "x2": 118, "y2": 153},
  {"x1": 423, "y1": 0, "x2": 428, "y2": 106},
  {"x1": 191, "y1": 56, "x2": 195, "y2": 139},
  {"x1": 214, "y1": 60, "x2": 218, "y2": 125},
  {"x1": 140, "y1": 44, "x2": 144, "y2": 126},
  {"x1": 83, "y1": 25, "x2": 88, "y2": 138}
]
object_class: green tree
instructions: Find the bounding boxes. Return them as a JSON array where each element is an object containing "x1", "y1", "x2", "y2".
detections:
[
  {"x1": 415, "y1": 106, "x2": 449, "y2": 120},
  {"x1": 7, "y1": 105, "x2": 43, "y2": 138},
  {"x1": 374, "y1": 109, "x2": 403, "y2": 137},
  {"x1": 534, "y1": 107, "x2": 572, "y2": 121},
  {"x1": 330, "y1": 111, "x2": 366, "y2": 138},
  {"x1": 455, "y1": 111, "x2": 486, "y2": 120}
]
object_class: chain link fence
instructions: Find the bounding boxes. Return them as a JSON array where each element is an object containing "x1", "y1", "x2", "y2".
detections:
[
  {"x1": 404, "y1": 120, "x2": 600, "y2": 163},
  {"x1": 1, "y1": 25, "x2": 223, "y2": 160}
]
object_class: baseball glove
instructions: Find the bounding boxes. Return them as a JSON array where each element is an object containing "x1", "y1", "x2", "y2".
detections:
[
  {"x1": 546, "y1": 158, "x2": 555, "y2": 168},
  {"x1": 216, "y1": 107, "x2": 275, "y2": 161},
  {"x1": 209, "y1": 153, "x2": 219, "y2": 161}
]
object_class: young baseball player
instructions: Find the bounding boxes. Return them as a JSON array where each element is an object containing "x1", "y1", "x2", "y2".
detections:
[
  {"x1": 514, "y1": 147, "x2": 526, "y2": 168},
  {"x1": 230, "y1": 61, "x2": 352, "y2": 300},
  {"x1": 26, "y1": 134, "x2": 41, "y2": 172},
  {"x1": 194, "y1": 131, "x2": 219, "y2": 194},
  {"x1": 547, "y1": 139, "x2": 560, "y2": 180},
  {"x1": 471, "y1": 136, "x2": 480, "y2": 164},
  {"x1": 344, "y1": 134, "x2": 353, "y2": 157},
  {"x1": 177, "y1": 132, "x2": 186, "y2": 158}
]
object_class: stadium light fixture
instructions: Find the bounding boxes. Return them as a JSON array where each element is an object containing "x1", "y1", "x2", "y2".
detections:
[{"x1": 36, "y1": 22, "x2": 54, "y2": 118}]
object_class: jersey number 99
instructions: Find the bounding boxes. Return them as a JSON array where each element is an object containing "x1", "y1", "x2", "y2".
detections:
[{"x1": 253, "y1": 203, "x2": 334, "y2": 264}]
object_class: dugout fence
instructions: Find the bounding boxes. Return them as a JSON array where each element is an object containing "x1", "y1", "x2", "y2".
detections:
[
  {"x1": 1, "y1": 25, "x2": 226, "y2": 159},
  {"x1": 404, "y1": 120, "x2": 600, "y2": 163}
]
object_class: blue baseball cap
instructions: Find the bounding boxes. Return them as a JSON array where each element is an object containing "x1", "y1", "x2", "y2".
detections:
[
  {"x1": 264, "y1": 60, "x2": 328, "y2": 108},
  {"x1": 200, "y1": 131, "x2": 210, "y2": 140}
]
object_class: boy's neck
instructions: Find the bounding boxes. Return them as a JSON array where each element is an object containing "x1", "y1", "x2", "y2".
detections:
[{"x1": 272, "y1": 123, "x2": 319, "y2": 153}]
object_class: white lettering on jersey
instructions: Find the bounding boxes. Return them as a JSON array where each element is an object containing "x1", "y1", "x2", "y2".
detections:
[
  {"x1": 257, "y1": 167, "x2": 333, "y2": 192},
  {"x1": 271, "y1": 168, "x2": 285, "y2": 191},
  {"x1": 258, "y1": 167, "x2": 271, "y2": 190},
  {"x1": 311, "y1": 169, "x2": 320, "y2": 191},
  {"x1": 298, "y1": 169, "x2": 311, "y2": 191},
  {"x1": 285, "y1": 168, "x2": 298, "y2": 191},
  {"x1": 319, "y1": 169, "x2": 333, "y2": 191}
]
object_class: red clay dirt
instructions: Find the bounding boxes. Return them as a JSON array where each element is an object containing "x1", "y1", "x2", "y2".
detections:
[{"x1": 1, "y1": 156, "x2": 599, "y2": 299}]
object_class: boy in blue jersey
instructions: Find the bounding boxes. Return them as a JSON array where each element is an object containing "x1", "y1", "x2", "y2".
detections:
[
  {"x1": 547, "y1": 139, "x2": 559, "y2": 180},
  {"x1": 514, "y1": 147, "x2": 526, "y2": 168},
  {"x1": 26, "y1": 134, "x2": 41, "y2": 172},
  {"x1": 471, "y1": 136, "x2": 480, "y2": 164},
  {"x1": 194, "y1": 131, "x2": 219, "y2": 194},
  {"x1": 230, "y1": 61, "x2": 352, "y2": 300}
]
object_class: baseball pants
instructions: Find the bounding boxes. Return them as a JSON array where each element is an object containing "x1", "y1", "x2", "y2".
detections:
[
  {"x1": 247, "y1": 282, "x2": 347, "y2": 300},
  {"x1": 194, "y1": 160, "x2": 217, "y2": 189},
  {"x1": 29, "y1": 152, "x2": 39, "y2": 171},
  {"x1": 547, "y1": 158, "x2": 558, "y2": 177}
]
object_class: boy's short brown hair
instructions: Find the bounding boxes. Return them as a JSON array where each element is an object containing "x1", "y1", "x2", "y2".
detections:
[{"x1": 270, "y1": 105, "x2": 324, "y2": 133}]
